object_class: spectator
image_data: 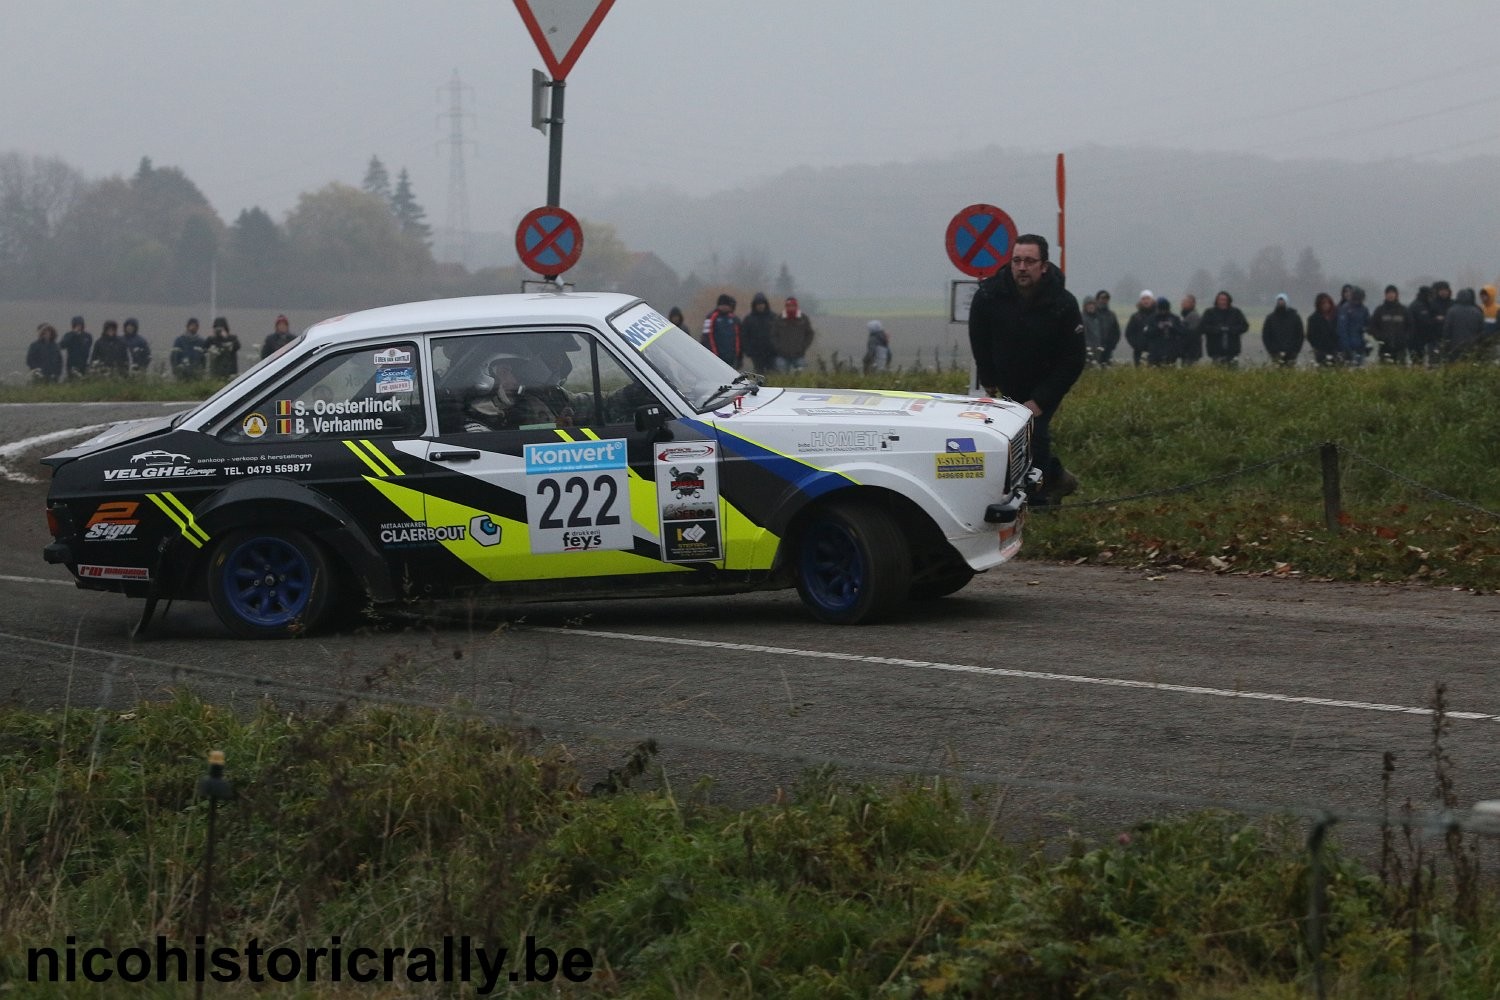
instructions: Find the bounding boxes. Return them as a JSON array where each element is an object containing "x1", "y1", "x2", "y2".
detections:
[
  {"x1": 1306, "y1": 292, "x2": 1341, "y2": 366},
  {"x1": 1094, "y1": 289, "x2": 1121, "y2": 365},
  {"x1": 863, "y1": 320, "x2": 892, "y2": 373},
  {"x1": 1442, "y1": 288, "x2": 1485, "y2": 361},
  {"x1": 1146, "y1": 296, "x2": 1182, "y2": 366},
  {"x1": 1480, "y1": 284, "x2": 1499, "y2": 337},
  {"x1": 1260, "y1": 293, "x2": 1305, "y2": 367},
  {"x1": 1178, "y1": 293, "x2": 1203, "y2": 365},
  {"x1": 1368, "y1": 285, "x2": 1412, "y2": 364},
  {"x1": 769, "y1": 296, "x2": 815, "y2": 371},
  {"x1": 1335, "y1": 286, "x2": 1370, "y2": 364},
  {"x1": 27, "y1": 323, "x2": 62, "y2": 383},
  {"x1": 59, "y1": 315, "x2": 92, "y2": 380},
  {"x1": 1080, "y1": 297, "x2": 1105, "y2": 365},
  {"x1": 739, "y1": 293, "x2": 776, "y2": 372},
  {"x1": 170, "y1": 317, "x2": 207, "y2": 380},
  {"x1": 205, "y1": 316, "x2": 241, "y2": 380},
  {"x1": 260, "y1": 314, "x2": 295, "y2": 360},
  {"x1": 700, "y1": 294, "x2": 742, "y2": 367},
  {"x1": 90, "y1": 320, "x2": 130, "y2": 375},
  {"x1": 1426, "y1": 281, "x2": 1454, "y2": 363},
  {"x1": 1200, "y1": 291, "x2": 1249, "y2": 367},
  {"x1": 966, "y1": 233, "x2": 1086, "y2": 505},
  {"x1": 1408, "y1": 286, "x2": 1435, "y2": 366},
  {"x1": 1123, "y1": 289, "x2": 1156, "y2": 366},
  {"x1": 121, "y1": 318, "x2": 151, "y2": 373},
  {"x1": 666, "y1": 306, "x2": 685, "y2": 329}
]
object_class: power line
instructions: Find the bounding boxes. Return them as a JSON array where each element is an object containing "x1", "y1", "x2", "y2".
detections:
[{"x1": 438, "y1": 70, "x2": 476, "y2": 267}]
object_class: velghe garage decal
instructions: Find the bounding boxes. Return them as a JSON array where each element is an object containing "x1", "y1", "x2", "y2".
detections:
[
  {"x1": 523, "y1": 439, "x2": 632, "y2": 554},
  {"x1": 655, "y1": 442, "x2": 722, "y2": 562}
]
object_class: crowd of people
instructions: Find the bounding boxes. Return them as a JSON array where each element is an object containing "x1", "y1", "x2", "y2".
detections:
[
  {"x1": 1080, "y1": 282, "x2": 1499, "y2": 369},
  {"x1": 26, "y1": 313, "x2": 297, "y2": 383}
]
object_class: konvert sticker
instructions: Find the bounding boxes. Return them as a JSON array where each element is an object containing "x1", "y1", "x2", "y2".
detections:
[{"x1": 522, "y1": 439, "x2": 632, "y2": 554}]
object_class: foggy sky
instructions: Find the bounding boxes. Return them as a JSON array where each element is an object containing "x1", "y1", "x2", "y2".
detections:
[{"x1": 6, "y1": 1, "x2": 1498, "y2": 254}]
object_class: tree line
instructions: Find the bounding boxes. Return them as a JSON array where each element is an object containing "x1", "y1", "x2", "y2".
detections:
[{"x1": 0, "y1": 152, "x2": 797, "y2": 313}]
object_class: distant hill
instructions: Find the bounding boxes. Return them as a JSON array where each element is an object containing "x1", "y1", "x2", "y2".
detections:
[{"x1": 508, "y1": 144, "x2": 1500, "y2": 305}]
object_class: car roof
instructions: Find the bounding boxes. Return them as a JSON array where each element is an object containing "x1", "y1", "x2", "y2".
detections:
[{"x1": 299, "y1": 292, "x2": 645, "y2": 346}]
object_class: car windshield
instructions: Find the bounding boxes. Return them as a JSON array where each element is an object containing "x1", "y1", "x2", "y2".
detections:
[{"x1": 609, "y1": 303, "x2": 744, "y2": 412}]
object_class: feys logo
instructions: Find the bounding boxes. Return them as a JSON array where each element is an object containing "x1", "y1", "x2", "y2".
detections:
[{"x1": 84, "y1": 501, "x2": 141, "y2": 541}]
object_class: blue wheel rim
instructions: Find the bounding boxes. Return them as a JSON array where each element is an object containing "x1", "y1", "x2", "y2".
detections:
[
  {"x1": 800, "y1": 519, "x2": 865, "y2": 613},
  {"x1": 221, "y1": 536, "x2": 313, "y2": 627}
]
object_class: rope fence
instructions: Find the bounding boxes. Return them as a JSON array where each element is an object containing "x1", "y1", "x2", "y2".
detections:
[{"x1": 1042, "y1": 440, "x2": 1500, "y2": 523}]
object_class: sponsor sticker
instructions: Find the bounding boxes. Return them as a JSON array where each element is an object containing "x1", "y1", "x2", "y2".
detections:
[
  {"x1": 78, "y1": 564, "x2": 150, "y2": 581},
  {"x1": 936, "y1": 451, "x2": 985, "y2": 479},
  {"x1": 129, "y1": 450, "x2": 189, "y2": 466},
  {"x1": 793, "y1": 407, "x2": 911, "y2": 417},
  {"x1": 655, "y1": 444, "x2": 722, "y2": 562},
  {"x1": 378, "y1": 521, "x2": 468, "y2": 545},
  {"x1": 83, "y1": 501, "x2": 140, "y2": 541},
  {"x1": 523, "y1": 439, "x2": 632, "y2": 554},
  {"x1": 657, "y1": 443, "x2": 715, "y2": 462},
  {"x1": 614, "y1": 306, "x2": 674, "y2": 351},
  {"x1": 470, "y1": 514, "x2": 502, "y2": 547},
  {"x1": 104, "y1": 465, "x2": 216, "y2": 481},
  {"x1": 946, "y1": 437, "x2": 977, "y2": 453},
  {"x1": 373, "y1": 347, "x2": 413, "y2": 365},
  {"x1": 375, "y1": 367, "x2": 414, "y2": 394},
  {"x1": 242, "y1": 413, "x2": 268, "y2": 438},
  {"x1": 795, "y1": 430, "x2": 898, "y2": 454}
]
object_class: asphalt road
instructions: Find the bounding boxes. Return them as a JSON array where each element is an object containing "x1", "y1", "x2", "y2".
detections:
[{"x1": 5, "y1": 402, "x2": 1499, "y2": 854}]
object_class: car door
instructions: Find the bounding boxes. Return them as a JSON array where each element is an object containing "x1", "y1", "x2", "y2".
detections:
[{"x1": 407, "y1": 326, "x2": 723, "y2": 588}]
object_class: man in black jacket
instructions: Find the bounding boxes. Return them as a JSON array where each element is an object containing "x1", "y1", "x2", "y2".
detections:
[
  {"x1": 1200, "y1": 291, "x2": 1249, "y2": 367},
  {"x1": 967, "y1": 233, "x2": 1087, "y2": 504},
  {"x1": 1261, "y1": 294, "x2": 1305, "y2": 367}
]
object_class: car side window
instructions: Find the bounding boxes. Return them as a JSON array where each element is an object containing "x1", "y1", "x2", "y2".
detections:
[
  {"x1": 431, "y1": 330, "x2": 656, "y2": 434},
  {"x1": 218, "y1": 342, "x2": 424, "y2": 444}
]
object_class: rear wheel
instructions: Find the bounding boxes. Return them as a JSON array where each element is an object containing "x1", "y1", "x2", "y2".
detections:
[
  {"x1": 207, "y1": 528, "x2": 333, "y2": 638},
  {"x1": 794, "y1": 502, "x2": 911, "y2": 624}
]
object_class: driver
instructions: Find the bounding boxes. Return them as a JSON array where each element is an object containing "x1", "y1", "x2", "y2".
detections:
[{"x1": 463, "y1": 352, "x2": 579, "y2": 431}]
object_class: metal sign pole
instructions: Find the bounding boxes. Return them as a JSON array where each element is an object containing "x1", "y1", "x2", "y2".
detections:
[{"x1": 546, "y1": 79, "x2": 565, "y2": 207}]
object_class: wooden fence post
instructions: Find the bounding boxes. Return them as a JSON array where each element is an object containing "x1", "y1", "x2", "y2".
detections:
[{"x1": 1321, "y1": 442, "x2": 1341, "y2": 533}]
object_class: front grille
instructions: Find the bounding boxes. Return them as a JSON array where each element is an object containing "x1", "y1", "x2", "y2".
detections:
[{"x1": 1006, "y1": 423, "x2": 1032, "y2": 491}]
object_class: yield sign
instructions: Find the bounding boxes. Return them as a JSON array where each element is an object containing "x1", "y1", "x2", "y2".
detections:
[
  {"x1": 513, "y1": 0, "x2": 617, "y2": 81},
  {"x1": 944, "y1": 203, "x2": 1018, "y2": 278},
  {"x1": 515, "y1": 205, "x2": 584, "y2": 276}
]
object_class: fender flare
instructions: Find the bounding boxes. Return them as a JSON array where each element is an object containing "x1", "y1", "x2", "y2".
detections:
[{"x1": 163, "y1": 477, "x2": 398, "y2": 602}]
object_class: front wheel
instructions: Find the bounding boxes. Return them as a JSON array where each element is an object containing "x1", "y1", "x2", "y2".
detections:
[
  {"x1": 794, "y1": 502, "x2": 911, "y2": 625},
  {"x1": 207, "y1": 528, "x2": 333, "y2": 638}
]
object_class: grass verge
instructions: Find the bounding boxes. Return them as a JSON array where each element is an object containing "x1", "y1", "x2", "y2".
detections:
[{"x1": 2, "y1": 692, "x2": 1498, "y2": 997}]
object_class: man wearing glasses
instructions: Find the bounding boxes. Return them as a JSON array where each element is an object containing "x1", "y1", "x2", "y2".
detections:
[{"x1": 967, "y1": 233, "x2": 1087, "y2": 505}]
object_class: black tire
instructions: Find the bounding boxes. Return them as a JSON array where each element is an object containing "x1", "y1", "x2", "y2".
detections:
[
  {"x1": 206, "y1": 527, "x2": 334, "y2": 639},
  {"x1": 909, "y1": 563, "x2": 975, "y2": 601},
  {"x1": 794, "y1": 502, "x2": 911, "y2": 625}
]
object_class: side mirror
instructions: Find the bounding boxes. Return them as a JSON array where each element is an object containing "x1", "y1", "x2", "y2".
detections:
[{"x1": 634, "y1": 403, "x2": 671, "y2": 437}]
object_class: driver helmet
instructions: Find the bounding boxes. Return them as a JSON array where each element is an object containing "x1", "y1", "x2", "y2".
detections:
[{"x1": 467, "y1": 352, "x2": 553, "y2": 417}]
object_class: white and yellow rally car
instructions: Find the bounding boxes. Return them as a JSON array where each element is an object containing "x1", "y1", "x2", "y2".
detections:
[{"x1": 42, "y1": 293, "x2": 1033, "y2": 637}]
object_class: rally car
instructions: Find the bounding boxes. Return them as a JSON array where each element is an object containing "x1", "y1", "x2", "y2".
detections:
[{"x1": 41, "y1": 293, "x2": 1033, "y2": 637}]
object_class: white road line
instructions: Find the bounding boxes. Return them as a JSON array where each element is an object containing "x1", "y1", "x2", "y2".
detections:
[
  {"x1": 535, "y1": 627, "x2": 1500, "y2": 723},
  {"x1": 0, "y1": 574, "x2": 72, "y2": 586},
  {"x1": 0, "y1": 423, "x2": 108, "y2": 483}
]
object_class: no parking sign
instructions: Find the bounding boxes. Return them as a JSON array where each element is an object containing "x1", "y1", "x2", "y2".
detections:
[
  {"x1": 515, "y1": 206, "x2": 584, "y2": 277},
  {"x1": 944, "y1": 203, "x2": 1017, "y2": 278}
]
